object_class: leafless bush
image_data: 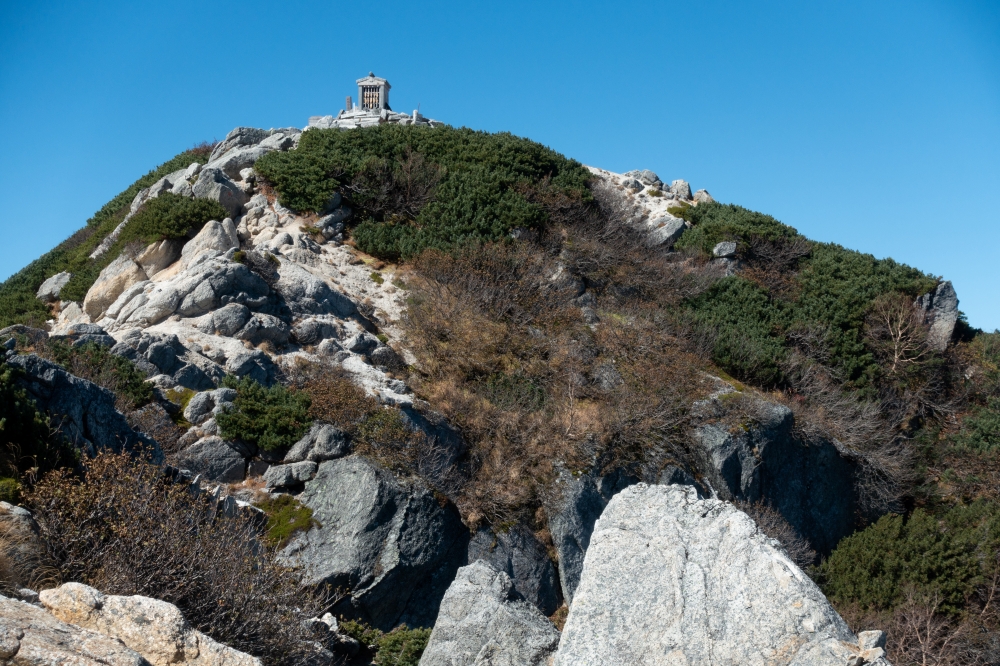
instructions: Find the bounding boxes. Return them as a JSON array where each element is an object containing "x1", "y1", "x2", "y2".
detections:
[
  {"x1": 865, "y1": 293, "x2": 931, "y2": 376},
  {"x1": 737, "y1": 500, "x2": 816, "y2": 568},
  {"x1": 26, "y1": 451, "x2": 330, "y2": 665},
  {"x1": 126, "y1": 402, "x2": 186, "y2": 455}
]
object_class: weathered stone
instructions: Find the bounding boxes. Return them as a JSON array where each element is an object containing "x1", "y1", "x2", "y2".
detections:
[
  {"x1": 553, "y1": 484, "x2": 880, "y2": 666},
  {"x1": 263, "y1": 461, "x2": 318, "y2": 488},
  {"x1": 690, "y1": 398, "x2": 855, "y2": 555},
  {"x1": 192, "y1": 168, "x2": 249, "y2": 219},
  {"x1": 467, "y1": 524, "x2": 561, "y2": 615},
  {"x1": 693, "y1": 188, "x2": 714, "y2": 203},
  {"x1": 273, "y1": 262, "x2": 356, "y2": 318},
  {"x1": 916, "y1": 280, "x2": 959, "y2": 351},
  {"x1": 182, "y1": 388, "x2": 236, "y2": 425},
  {"x1": 175, "y1": 436, "x2": 245, "y2": 483},
  {"x1": 344, "y1": 331, "x2": 379, "y2": 354},
  {"x1": 197, "y1": 303, "x2": 251, "y2": 337},
  {"x1": 235, "y1": 313, "x2": 291, "y2": 347},
  {"x1": 180, "y1": 219, "x2": 240, "y2": 268},
  {"x1": 39, "y1": 582, "x2": 261, "y2": 666},
  {"x1": 669, "y1": 179, "x2": 692, "y2": 200},
  {"x1": 36, "y1": 271, "x2": 72, "y2": 302},
  {"x1": 291, "y1": 318, "x2": 339, "y2": 346},
  {"x1": 646, "y1": 216, "x2": 686, "y2": 247},
  {"x1": 0, "y1": 593, "x2": 146, "y2": 665},
  {"x1": 83, "y1": 254, "x2": 148, "y2": 321},
  {"x1": 284, "y1": 423, "x2": 351, "y2": 464},
  {"x1": 369, "y1": 345, "x2": 405, "y2": 371},
  {"x1": 7, "y1": 354, "x2": 158, "y2": 459},
  {"x1": 135, "y1": 239, "x2": 183, "y2": 277},
  {"x1": 420, "y1": 561, "x2": 560, "y2": 666},
  {"x1": 280, "y1": 456, "x2": 468, "y2": 631},
  {"x1": 624, "y1": 169, "x2": 663, "y2": 188},
  {"x1": 713, "y1": 240, "x2": 738, "y2": 258}
]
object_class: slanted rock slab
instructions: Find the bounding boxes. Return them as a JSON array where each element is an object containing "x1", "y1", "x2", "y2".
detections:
[{"x1": 553, "y1": 484, "x2": 889, "y2": 666}]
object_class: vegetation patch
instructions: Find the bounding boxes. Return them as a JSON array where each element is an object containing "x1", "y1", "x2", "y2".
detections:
[
  {"x1": 256, "y1": 493, "x2": 317, "y2": 548},
  {"x1": 338, "y1": 620, "x2": 431, "y2": 666},
  {"x1": 216, "y1": 376, "x2": 312, "y2": 451},
  {"x1": 0, "y1": 359, "x2": 75, "y2": 478},
  {"x1": 254, "y1": 124, "x2": 591, "y2": 260}
]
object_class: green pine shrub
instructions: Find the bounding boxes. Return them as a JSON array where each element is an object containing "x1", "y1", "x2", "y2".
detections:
[
  {"x1": 215, "y1": 376, "x2": 312, "y2": 451},
  {"x1": 254, "y1": 124, "x2": 591, "y2": 260},
  {"x1": 338, "y1": 620, "x2": 430, "y2": 666},
  {"x1": 819, "y1": 505, "x2": 1000, "y2": 615},
  {"x1": 674, "y1": 202, "x2": 800, "y2": 255},
  {"x1": 0, "y1": 147, "x2": 212, "y2": 328}
]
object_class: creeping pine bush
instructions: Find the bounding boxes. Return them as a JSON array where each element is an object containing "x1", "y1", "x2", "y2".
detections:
[
  {"x1": 339, "y1": 620, "x2": 431, "y2": 666},
  {"x1": 215, "y1": 376, "x2": 312, "y2": 451},
  {"x1": 254, "y1": 124, "x2": 591, "y2": 260},
  {"x1": 0, "y1": 146, "x2": 212, "y2": 327},
  {"x1": 27, "y1": 451, "x2": 326, "y2": 665},
  {"x1": 675, "y1": 202, "x2": 938, "y2": 391},
  {"x1": 819, "y1": 505, "x2": 1000, "y2": 615}
]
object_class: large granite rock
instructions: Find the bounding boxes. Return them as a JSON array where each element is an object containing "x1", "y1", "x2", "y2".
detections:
[
  {"x1": 192, "y1": 168, "x2": 248, "y2": 219},
  {"x1": 135, "y1": 239, "x2": 183, "y2": 278},
  {"x1": 691, "y1": 398, "x2": 856, "y2": 556},
  {"x1": 274, "y1": 262, "x2": 356, "y2": 317},
  {"x1": 467, "y1": 524, "x2": 561, "y2": 615},
  {"x1": 83, "y1": 254, "x2": 148, "y2": 321},
  {"x1": 174, "y1": 436, "x2": 245, "y2": 483},
  {"x1": 553, "y1": 484, "x2": 890, "y2": 666},
  {"x1": 6, "y1": 354, "x2": 158, "y2": 460},
  {"x1": 39, "y1": 582, "x2": 261, "y2": 666},
  {"x1": 0, "y1": 593, "x2": 146, "y2": 665},
  {"x1": 283, "y1": 423, "x2": 350, "y2": 464},
  {"x1": 419, "y1": 561, "x2": 560, "y2": 666},
  {"x1": 180, "y1": 219, "x2": 239, "y2": 268},
  {"x1": 280, "y1": 455, "x2": 469, "y2": 631}
]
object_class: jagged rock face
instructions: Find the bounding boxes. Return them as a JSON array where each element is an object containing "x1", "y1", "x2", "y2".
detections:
[
  {"x1": 39, "y1": 582, "x2": 261, "y2": 666},
  {"x1": 554, "y1": 484, "x2": 885, "y2": 666},
  {"x1": 917, "y1": 280, "x2": 960, "y2": 351},
  {"x1": 546, "y1": 467, "x2": 640, "y2": 605},
  {"x1": 419, "y1": 561, "x2": 560, "y2": 666},
  {"x1": 691, "y1": 397, "x2": 856, "y2": 556},
  {"x1": 7, "y1": 353, "x2": 159, "y2": 460},
  {"x1": 35, "y1": 271, "x2": 72, "y2": 303},
  {"x1": 83, "y1": 253, "x2": 148, "y2": 321},
  {"x1": 467, "y1": 524, "x2": 561, "y2": 616},
  {"x1": 280, "y1": 455, "x2": 469, "y2": 631},
  {"x1": 0, "y1": 593, "x2": 147, "y2": 665}
]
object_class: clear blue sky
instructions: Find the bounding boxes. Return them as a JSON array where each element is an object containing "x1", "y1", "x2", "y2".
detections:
[{"x1": 1, "y1": 1, "x2": 998, "y2": 329}]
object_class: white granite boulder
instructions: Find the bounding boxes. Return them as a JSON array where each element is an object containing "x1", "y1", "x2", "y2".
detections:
[{"x1": 553, "y1": 484, "x2": 891, "y2": 666}]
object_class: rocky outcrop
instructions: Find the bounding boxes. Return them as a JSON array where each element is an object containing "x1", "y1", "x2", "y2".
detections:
[
  {"x1": 83, "y1": 254, "x2": 148, "y2": 321},
  {"x1": 180, "y1": 219, "x2": 239, "y2": 269},
  {"x1": 690, "y1": 394, "x2": 856, "y2": 556},
  {"x1": 135, "y1": 239, "x2": 184, "y2": 278},
  {"x1": 192, "y1": 168, "x2": 248, "y2": 219},
  {"x1": 916, "y1": 280, "x2": 959, "y2": 351},
  {"x1": 0, "y1": 593, "x2": 147, "y2": 665},
  {"x1": 419, "y1": 561, "x2": 560, "y2": 666},
  {"x1": 280, "y1": 455, "x2": 469, "y2": 631},
  {"x1": 6, "y1": 353, "x2": 158, "y2": 459},
  {"x1": 39, "y1": 582, "x2": 261, "y2": 666},
  {"x1": 553, "y1": 484, "x2": 890, "y2": 666},
  {"x1": 467, "y1": 524, "x2": 561, "y2": 615},
  {"x1": 174, "y1": 436, "x2": 245, "y2": 483},
  {"x1": 283, "y1": 423, "x2": 350, "y2": 464},
  {"x1": 35, "y1": 271, "x2": 71, "y2": 302}
]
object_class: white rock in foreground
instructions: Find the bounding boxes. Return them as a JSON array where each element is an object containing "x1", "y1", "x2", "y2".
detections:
[
  {"x1": 39, "y1": 582, "x2": 261, "y2": 666},
  {"x1": 420, "y1": 560, "x2": 560, "y2": 666},
  {"x1": 554, "y1": 484, "x2": 891, "y2": 666}
]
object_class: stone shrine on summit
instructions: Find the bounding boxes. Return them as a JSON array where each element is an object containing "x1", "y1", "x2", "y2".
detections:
[{"x1": 308, "y1": 72, "x2": 443, "y2": 130}]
